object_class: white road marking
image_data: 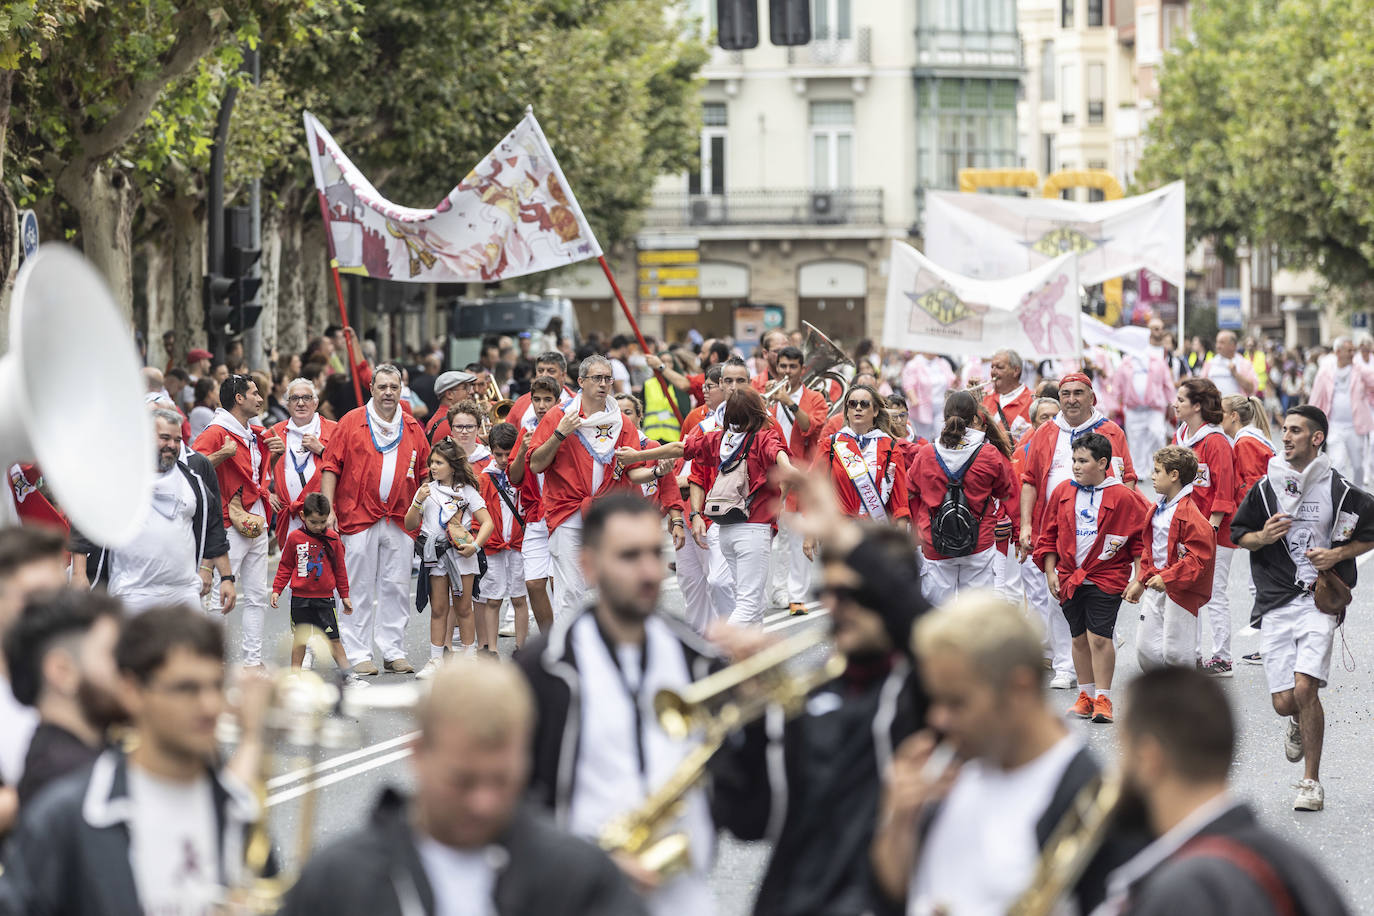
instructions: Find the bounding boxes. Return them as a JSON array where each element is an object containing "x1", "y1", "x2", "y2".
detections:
[{"x1": 264, "y1": 602, "x2": 832, "y2": 806}]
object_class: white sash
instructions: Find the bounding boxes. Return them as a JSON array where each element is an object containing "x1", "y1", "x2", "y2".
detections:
[
  {"x1": 834, "y1": 429, "x2": 888, "y2": 520},
  {"x1": 771, "y1": 384, "x2": 800, "y2": 444}
]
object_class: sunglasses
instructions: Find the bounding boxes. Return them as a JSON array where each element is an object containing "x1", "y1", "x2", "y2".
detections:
[{"x1": 847, "y1": 399, "x2": 873, "y2": 410}]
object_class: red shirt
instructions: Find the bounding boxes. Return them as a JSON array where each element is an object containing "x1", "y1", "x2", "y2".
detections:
[
  {"x1": 508, "y1": 386, "x2": 576, "y2": 429},
  {"x1": 1035, "y1": 480, "x2": 1153, "y2": 600},
  {"x1": 513, "y1": 428, "x2": 545, "y2": 524},
  {"x1": 530, "y1": 403, "x2": 642, "y2": 531},
  {"x1": 193, "y1": 419, "x2": 274, "y2": 527},
  {"x1": 908, "y1": 441, "x2": 1016, "y2": 559},
  {"x1": 683, "y1": 426, "x2": 790, "y2": 526},
  {"x1": 272, "y1": 527, "x2": 350, "y2": 599},
  {"x1": 1136, "y1": 493, "x2": 1215, "y2": 614},
  {"x1": 982, "y1": 386, "x2": 1033, "y2": 435},
  {"x1": 269, "y1": 417, "x2": 339, "y2": 545},
  {"x1": 1232, "y1": 432, "x2": 1274, "y2": 497},
  {"x1": 770, "y1": 387, "x2": 828, "y2": 461},
  {"x1": 1174, "y1": 426, "x2": 1238, "y2": 548},
  {"x1": 822, "y1": 433, "x2": 911, "y2": 522},
  {"x1": 426, "y1": 409, "x2": 451, "y2": 443},
  {"x1": 320, "y1": 406, "x2": 430, "y2": 536},
  {"x1": 479, "y1": 464, "x2": 524, "y2": 551},
  {"x1": 1020, "y1": 416, "x2": 1136, "y2": 536},
  {"x1": 818, "y1": 413, "x2": 846, "y2": 444}
]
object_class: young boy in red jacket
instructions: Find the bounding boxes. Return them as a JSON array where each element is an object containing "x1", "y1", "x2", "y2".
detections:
[
  {"x1": 271, "y1": 492, "x2": 357, "y2": 677},
  {"x1": 1035, "y1": 432, "x2": 1153, "y2": 724},
  {"x1": 1125, "y1": 445, "x2": 1217, "y2": 670}
]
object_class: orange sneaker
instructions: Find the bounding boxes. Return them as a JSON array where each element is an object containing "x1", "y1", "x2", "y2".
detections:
[
  {"x1": 1069, "y1": 691, "x2": 1094, "y2": 719},
  {"x1": 788, "y1": 602, "x2": 809, "y2": 617},
  {"x1": 1092, "y1": 695, "x2": 1114, "y2": 723}
]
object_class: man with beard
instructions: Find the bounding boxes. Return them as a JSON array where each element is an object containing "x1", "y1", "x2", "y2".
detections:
[
  {"x1": 81, "y1": 410, "x2": 234, "y2": 615},
  {"x1": 1098, "y1": 667, "x2": 1350, "y2": 916},
  {"x1": 711, "y1": 523, "x2": 928, "y2": 916},
  {"x1": 518, "y1": 493, "x2": 720, "y2": 915},
  {"x1": 3, "y1": 590, "x2": 124, "y2": 805}
]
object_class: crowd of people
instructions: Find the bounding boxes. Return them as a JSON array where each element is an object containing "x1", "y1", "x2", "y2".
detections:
[{"x1": 0, "y1": 314, "x2": 1368, "y2": 916}]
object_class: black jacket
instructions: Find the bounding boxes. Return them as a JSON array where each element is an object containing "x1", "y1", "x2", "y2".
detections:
[
  {"x1": 712, "y1": 655, "x2": 926, "y2": 916},
  {"x1": 278, "y1": 788, "x2": 647, "y2": 916},
  {"x1": 0, "y1": 749, "x2": 263, "y2": 916},
  {"x1": 1229, "y1": 468, "x2": 1374, "y2": 620},
  {"x1": 1117, "y1": 803, "x2": 1351, "y2": 916},
  {"x1": 15, "y1": 723, "x2": 99, "y2": 808}
]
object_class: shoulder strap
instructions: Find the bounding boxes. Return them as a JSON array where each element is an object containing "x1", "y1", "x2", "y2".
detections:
[
  {"x1": 494, "y1": 479, "x2": 526, "y2": 528},
  {"x1": 934, "y1": 441, "x2": 986, "y2": 485},
  {"x1": 1174, "y1": 836, "x2": 1298, "y2": 916},
  {"x1": 722, "y1": 429, "x2": 757, "y2": 473}
]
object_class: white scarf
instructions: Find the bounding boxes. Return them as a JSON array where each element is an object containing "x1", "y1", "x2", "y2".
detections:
[
  {"x1": 934, "y1": 427, "x2": 986, "y2": 477},
  {"x1": 1232, "y1": 426, "x2": 1274, "y2": 453},
  {"x1": 365, "y1": 399, "x2": 403, "y2": 450},
  {"x1": 1053, "y1": 408, "x2": 1107, "y2": 438},
  {"x1": 1267, "y1": 454, "x2": 1332, "y2": 518},
  {"x1": 468, "y1": 442, "x2": 492, "y2": 466},
  {"x1": 283, "y1": 413, "x2": 322, "y2": 500},
  {"x1": 718, "y1": 426, "x2": 748, "y2": 464},
  {"x1": 208, "y1": 408, "x2": 261, "y2": 484},
  {"x1": 564, "y1": 393, "x2": 623, "y2": 464},
  {"x1": 699, "y1": 404, "x2": 724, "y2": 434},
  {"x1": 998, "y1": 384, "x2": 1027, "y2": 408},
  {"x1": 1177, "y1": 422, "x2": 1224, "y2": 449}
]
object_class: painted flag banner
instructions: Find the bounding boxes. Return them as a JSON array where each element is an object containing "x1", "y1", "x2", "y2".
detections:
[
  {"x1": 303, "y1": 109, "x2": 602, "y2": 283},
  {"x1": 923, "y1": 181, "x2": 1185, "y2": 288},
  {"x1": 882, "y1": 241, "x2": 1081, "y2": 359}
]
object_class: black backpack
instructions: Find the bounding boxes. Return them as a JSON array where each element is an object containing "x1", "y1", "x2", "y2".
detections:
[{"x1": 929, "y1": 442, "x2": 986, "y2": 557}]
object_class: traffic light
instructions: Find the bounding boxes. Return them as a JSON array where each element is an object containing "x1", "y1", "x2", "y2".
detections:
[
  {"x1": 203, "y1": 272, "x2": 235, "y2": 333},
  {"x1": 223, "y1": 206, "x2": 262, "y2": 334},
  {"x1": 769, "y1": 0, "x2": 811, "y2": 45},
  {"x1": 717, "y1": 0, "x2": 758, "y2": 50}
]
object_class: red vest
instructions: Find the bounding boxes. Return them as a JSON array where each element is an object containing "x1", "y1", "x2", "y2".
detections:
[
  {"x1": 479, "y1": 465, "x2": 525, "y2": 552},
  {"x1": 529, "y1": 404, "x2": 642, "y2": 531},
  {"x1": 1020, "y1": 417, "x2": 1136, "y2": 536},
  {"x1": 908, "y1": 441, "x2": 1016, "y2": 560},
  {"x1": 823, "y1": 434, "x2": 911, "y2": 522},
  {"x1": 683, "y1": 426, "x2": 790, "y2": 526}
]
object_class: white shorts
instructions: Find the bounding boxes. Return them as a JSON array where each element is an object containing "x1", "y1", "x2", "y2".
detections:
[
  {"x1": 482, "y1": 550, "x2": 527, "y2": 601},
  {"x1": 1260, "y1": 593, "x2": 1337, "y2": 693},
  {"x1": 522, "y1": 520, "x2": 552, "y2": 580}
]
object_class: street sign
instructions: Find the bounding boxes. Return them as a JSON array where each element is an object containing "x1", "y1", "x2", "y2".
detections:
[
  {"x1": 19, "y1": 209, "x2": 38, "y2": 260},
  {"x1": 637, "y1": 248, "x2": 699, "y2": 300},
  {"x1": 1217, "y1": 289, "x2": 1243, "y2": 330}
]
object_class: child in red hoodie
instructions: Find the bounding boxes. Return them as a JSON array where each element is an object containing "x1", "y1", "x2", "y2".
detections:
[
  {"x1": 271, "y1": 492, "x2": 356, "y2": 676},
  {"x1": 1125, "y1": 446, "x2": 1217, "y2": 671},
  {"x1": 1035, "y1": 432, "x2": 1152, "y2": 724}
]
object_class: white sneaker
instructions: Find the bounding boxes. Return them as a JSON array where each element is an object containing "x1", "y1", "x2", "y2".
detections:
[
  {"x1": 302, "y1": 646, "x2": 315, "y2": 670},
  {"x1": 1114, "y1": 628, "x2": 1125, "y2": 649},
  {"x1": 344, "y1": 673, "x2": 370, "y2": 689},
  {"x1": 499, "y1": 625, "x2": 516, "y2": 638},
  {"x1": 1048, "y1": 673, "x2": 1075, "y2": 690},
  {"x1": 416, "y1": 658, "x2": 442, "y2": 680},
  {"x1": 1284, "y1": 718, "x2": 1304, "y2": 763},
  {"x1": 1293, "y1": 778, "x2": 1324, "y2": 811}
]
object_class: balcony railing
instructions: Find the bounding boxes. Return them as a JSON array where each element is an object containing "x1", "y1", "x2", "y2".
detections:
[
  {"x1": 786, "y1": 27, "x2": 872, "y2": 67},
  {"x1": 642, "y1": 188, "x2": 884, "y2": 229}
]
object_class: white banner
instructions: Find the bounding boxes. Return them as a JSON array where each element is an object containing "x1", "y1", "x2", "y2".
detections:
[
  {"x1": 304, "y1": 109, "x2": 602, "y2": 283},
  {"x1": 882, "y1": 241, "x2": 1081, "y2": 358},
  {"x1": 1081, "y1": 313, "x2": 1152, "y2": 359},
  {"x1": 923, "y1": 181, "x2": 1185, "y2": 288}
]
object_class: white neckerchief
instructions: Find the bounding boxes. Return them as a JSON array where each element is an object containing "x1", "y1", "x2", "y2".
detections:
[
  {"x1": 365, "y1": 399, "x2": 403, "y2": 449},
  {"x1": 934, "y1": 427, "x2": 986, "y2": 476},
  {"x1": 521, "y1": 406, "x2": 541, "y2": 432},
  {"x1": 719, "y1": 426, "x2": 748, "y2": 465},
  {"x1": 564, "y1": 393, "x2": 623, "y2": 462},
  {"x1": 1267, "y1": 454, "x2": 1332, "y2": 518},
  {"x1": 1232, "y1": 426, "x2": 1274, "y2": 453},
  {"x1": 284, "y1": 414, "x2": 322, "y2": 500},
  {"x1": 430, "y1": 482, "x2": 466, "y2": 529},
  {"x1": 1177, "y1": 422, "x2": 1224, "y2": 450},
  {"x1": 467, "y1": 442, "x2": 492, "y2": 466},
  {"x1": 998, "y1": 384, "x2": 1027, "y2": 408},
  {"x1": 1053, "y1": 408, "x2": 1106, "y2": 438},
  {"x1": 699, "y1": 403, "x2": 724, "y2": 434},
  {"x1": 208, "y1": 408, "x2": 261, "y2": 484}
]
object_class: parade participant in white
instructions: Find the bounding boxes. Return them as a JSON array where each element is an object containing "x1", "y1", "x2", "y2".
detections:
[
  {"x1": 673, "y1": 370, "x2": 735, "y2": 633},
  {"x1": 1112, "y1": 318, "x2": 1177, "y2": 473},
  {"x1": 1308, "y1": 338, "x2": 1374, "y2": 488},
  {"x1": 1201, "y1": 331, "x2": 1258, "y2": 398}
]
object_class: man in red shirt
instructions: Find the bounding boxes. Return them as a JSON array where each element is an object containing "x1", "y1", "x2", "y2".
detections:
[
  {"x1": 507, "y1": 352, "x2": 577, "y2": 429},
  {"x1": 749, "y1": 329, "x2": 790, "y2": 394},
  {"x1": 981, "y1": 349, "x2": 1033, "y2": 441},
  {"x1": 424, "y1": 370, "x2": 478, "y2": 443},
  {"x1": 193, "y1": 375, "x2": 283, "y2": 667},
  {"x1": 527, "y1": 354, "x2": 642, "y2": 621},
  {"x1": 766, "y1": 345, "x2": 827, "y2": 614},
  {"x1": 320, "y1": 365, "x2": 430, "y2": 675}
]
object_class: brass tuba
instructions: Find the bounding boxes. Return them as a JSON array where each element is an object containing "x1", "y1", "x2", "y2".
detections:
[
  {"x1": 763, "y1": 321, "x2": 854, "y2": 411},
  {"x1": 1005, "y1": 770, "x2": 1123, "y2": 916},
  {"x1": 598, "y1": 629, "x2": 847, "y2": 878}
]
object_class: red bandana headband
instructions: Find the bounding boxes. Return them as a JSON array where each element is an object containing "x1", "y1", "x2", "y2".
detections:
[{"x1": 1059, "y1": 372, "x2": 1094, "y2": 392}]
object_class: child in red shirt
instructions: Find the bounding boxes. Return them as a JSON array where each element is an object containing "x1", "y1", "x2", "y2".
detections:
[{"x1": 270, "y1": 492, "x2": 355, "y2": 676}]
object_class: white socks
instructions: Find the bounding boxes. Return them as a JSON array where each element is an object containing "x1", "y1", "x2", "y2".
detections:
[
  {"x1": 430, "y1": 644, "x2": 445, "y2": 660},
  {"x1": 1096, "y1": 688, "x2": 1111, "y2": 700},
  {"x1": 1080, "y1": 683, "x2": 1096, "y2": 696}
]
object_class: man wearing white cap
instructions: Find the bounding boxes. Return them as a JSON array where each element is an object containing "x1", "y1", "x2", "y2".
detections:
[{"x1": 425, "y1": 370, "x2": 479, "y2": 443}]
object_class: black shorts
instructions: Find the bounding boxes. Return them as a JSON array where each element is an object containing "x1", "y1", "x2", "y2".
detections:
[
  {"x1": 291, "y1": 596, "x2": 341, "y2": 640},
  {"x1": 1061, "y1": 583, "x2": 1122, "y2": 639}
]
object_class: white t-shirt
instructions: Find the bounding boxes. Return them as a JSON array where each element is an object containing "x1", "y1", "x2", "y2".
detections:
[
  {"x1": 1285, "y1": 471, "x2": 1334, "y2": 587},
  {"x1": 421, "y1": 484, "x2": 484, "y2": 544},
  {"x1": 1047, "y1": 430, "x2": 1075, "y2": 502},
  {"x1": 110, "y1": 466, "x2": 201, "y2": 614},
  {"x1": 1209, "y1": 357, "x2": 1241, "y2": 397},
  {"x1": 1331, "y1": 365, "x2": 1354, "y2": 426},
  {"x1": 126, "y1": 766, "x2": 219, "y2": 916},
  {"x1": 908, "y1": 735, "x2": 1082, "y2": 916},
  {"x1": 188, "y1": 406, "x2": 214, "y2": 441},
  {"x1": 1151, "y1": 487, "x2": 1190, "y2": 568},
  {"x1": 610, "y1": 357, "x2": 631, "y2": 392},
  {"x1": 415, "y1": 834, "x2": 497, "y2": 916},
  {"x1": 0, "y1": 676, "x2": 38, "y2": 785},
  {"x1": 1073, "y1": 487, "x2": 1101, "y2": 566}
]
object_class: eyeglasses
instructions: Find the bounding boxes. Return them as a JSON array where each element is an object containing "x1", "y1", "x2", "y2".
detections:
[
  {"x1": 452, "y1": 423, "x2": 478, "y2": 432},
  {"x1": 582, "y1": 374, "x2": 613, "y2": 385},
  {"x1": 287, "y1": 394, "x2": 317, "y2": 404},
  {"x1": 847, "y1": 400, "x2": 873, "y2": 410}
]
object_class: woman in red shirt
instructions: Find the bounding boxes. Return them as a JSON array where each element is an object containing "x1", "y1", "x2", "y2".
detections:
[
  {"x1": 818, "y1": 384, "x2": 910, "y2": 526},
  {"x1": 907, "y1": 389, "x2": 1016, "y2": 606},
  {"x1": 1174, "y1": 378, "x2": 1237, "y2": 676},
  {"x1": 616, "y1": 386, "x2": 796, "y2": 626},
  {"x1": 1222, "y1": 393, "x2": 1275, "y2": 495}
]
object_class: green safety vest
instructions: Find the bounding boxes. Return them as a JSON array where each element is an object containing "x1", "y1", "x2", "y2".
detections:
[{"x1": 643, "y1": 377, "x2": 684, "y2": 442}]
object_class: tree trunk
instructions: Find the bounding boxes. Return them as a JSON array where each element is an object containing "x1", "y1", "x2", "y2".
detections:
[
  {"x1": 276, "y1": 188, "x2": 306, "y2": 358},
  {"x1": 169, "y1": 192, "x2": 205, "y2": 364},
  {"x1": 60, "y1": 165, "x2": 138, "y2": 322},
  {"x1": 143, "y1": 238, "x2": 174, "y2": 366},
  {"x1": 301, "y1": 219, "x2": 331, "y2": 339},
  {"x1": 0, "y1": 70, "x2": 18, "y2": 351},
  {"x1": 259, "y1": 196, "x2": 283, "y2": 358}
]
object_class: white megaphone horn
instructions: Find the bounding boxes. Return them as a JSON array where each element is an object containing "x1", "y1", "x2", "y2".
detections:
[{"x1": 1, "y1": 244, "x2": 153, "y2": 547}]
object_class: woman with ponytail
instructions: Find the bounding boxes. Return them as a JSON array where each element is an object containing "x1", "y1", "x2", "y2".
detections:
[
  {"x1": 908, "y1": 389, "x2": 1016, "y2": 605},
  {"x1": 1222, "y1": 394, "x2": 1275, "y2": 494}
]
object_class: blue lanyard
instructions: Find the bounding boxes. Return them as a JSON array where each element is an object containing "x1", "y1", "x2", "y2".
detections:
[{"x1": 1068, "y1": 417, "x2": 1108, "y2": 444}]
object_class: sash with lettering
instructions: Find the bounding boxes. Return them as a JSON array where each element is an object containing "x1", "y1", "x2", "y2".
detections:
[{"x1": 833, "y1": 428, "x2": 889, "y2": 520}]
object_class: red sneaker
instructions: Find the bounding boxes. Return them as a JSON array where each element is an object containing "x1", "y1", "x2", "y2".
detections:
[
  {"x1": 1092, "y1": 695, "x2": 1114, "y2": 724},
  {"x1": 1068, "y1": 691, "x2": 1094, "y2": 719}
]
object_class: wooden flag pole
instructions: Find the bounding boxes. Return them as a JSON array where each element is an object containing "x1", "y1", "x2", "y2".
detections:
[
  {"x1": 598, "y1": 254, "x2": 684, "y2": 424},
  {"x1": 314, "y1": 190, "x2": 366, "y2": 409}
]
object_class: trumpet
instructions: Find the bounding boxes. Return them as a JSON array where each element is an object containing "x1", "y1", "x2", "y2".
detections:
[{"x1": 599, "y1": 628, "x2": 846, "y2": 878}]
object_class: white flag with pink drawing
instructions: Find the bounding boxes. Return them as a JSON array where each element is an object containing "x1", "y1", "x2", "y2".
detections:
[
  {"x1": 303, "y1": 109, "x2": 602, "y2": 283},
  {"x1": 881, "y1": 241, "x2": 1081, "y2": 359}
]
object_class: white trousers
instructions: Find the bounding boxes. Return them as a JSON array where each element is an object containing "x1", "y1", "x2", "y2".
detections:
[
  {"x1": 719, "y1": 523, "x2": 772, "y2": 626},
  {"x1": 1021, "y1": 556, "x2": 1074, "y2": 678},
  {"x1": 340, "y1": 520, "x2": 413, "y2": 666},
  {"x1": 769, "y1": 514, "x2": 812, "y2": 605},
  {"x1": 677, "y1": 524, "x2": 735, "y2": 634},
  {"x1": 1197, "y1": 546, "x2": 1235, "y2": 664},
  {"x1": 1328, "y1": 421, "x2": 1365, "y2": 487},
  {"x1": 922, "y1": 546, "x2": 999, "y2": 606},
  {"x1": 994, "y1": 546, "x2": 1023, "y2": 604},
  {"x1": 210, "y1": 526, "x2": 267, "y2": 666},
  {"x1": 1137, "y1": 589, "x2": 1195, "y2": 669},
  {"x1": 1125, "y1": 408, "x2": 1167, "y2": 475},
  {"x1": 549, "y1": 520, "x2": 586, "y2": 623}
]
